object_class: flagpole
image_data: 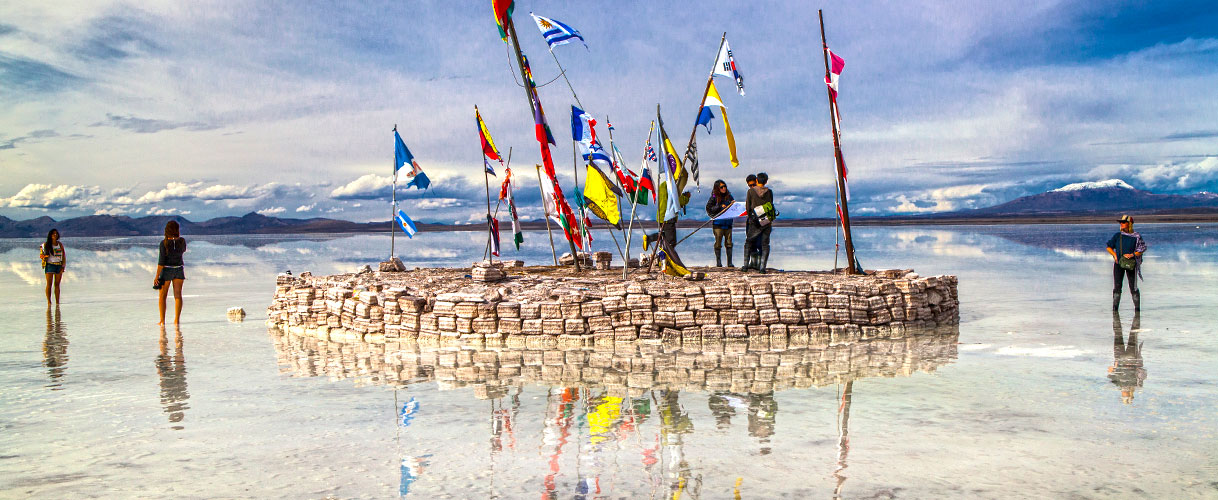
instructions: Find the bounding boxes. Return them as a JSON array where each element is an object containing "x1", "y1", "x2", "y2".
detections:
[
  {"x1": 391, "y1": 124, "x2": 398, "y2": 259},
  {"x1": 623, "y1": 121, "x2": 653, "y2": 277},
  {"x1": 819, "y1": 11, "x2": 858, "y2": 274},
  {"x1": 606, "y1": 117, "x2": 637, "y2": 276},
  {"x1": 507, "y1": 16, "x2": 580, "y2": 270},
  {"x1": 648, "y1": 105, "x2": 666, "y2": 274},
  {"x1": 536, "y1": 164, "x2": 560, "y2": 266},
  {"x1": 681, "y1": 32, "x2": 726, "y2": 193}
]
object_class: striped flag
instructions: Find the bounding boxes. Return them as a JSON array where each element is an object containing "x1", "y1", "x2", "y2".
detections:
[
  {"x1": 825, "y1": 48, "x2": 845, "y2": 128},
  {"x1": 488, "y1": 215, "x2": 501, "y2": 256},
  {"x1": 493, "y1": 0, "x2": 514, "y2": 42},
  {"x1": 702, "y1": 80, "x2": 740, "y2": 168},
  {"x1": 476, "y1": 106, "x2": 502, "y2": 176},
  {"x1": 499, "y1": 167, "x2": 524, "y2": 249},
  {"x1": 396, "y1": 209, "x2": 418, "y2": 238},
  {"x1": 530, "y1": 13, "x2": 587, "y2": 51}
]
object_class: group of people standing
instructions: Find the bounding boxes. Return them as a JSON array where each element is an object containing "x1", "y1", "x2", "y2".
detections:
[
  {"x1": 705, "y1": 173, "x2": 777, "y2": 272},
  {"x1": 38, "y1": 221, "x2": 190, "y2": 325}
]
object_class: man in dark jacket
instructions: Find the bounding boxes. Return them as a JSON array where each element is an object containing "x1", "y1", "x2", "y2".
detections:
[
  {"x1": 1106, "y1": 214, "x2": 1147, "y2": 311},
  {"x1": 706, "y1": 179, "x2": 736, "y2": 267},
  {"x1": 745, "y1": 173, "x2": 775, "y2": 272}
]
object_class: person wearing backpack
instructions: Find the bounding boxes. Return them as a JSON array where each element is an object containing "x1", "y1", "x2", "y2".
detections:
[
  {"x1": 745, "y1": 173, "x2": 777, "y2": 273},
  {"x1": 705, "y1": 179, "x2": 736, "y2": 267},
  {"x1": 1106, "y1": 215, "x2": 1146, "y2": 311},
  {"x1": 39, "y1": 229, "x2": 66, "y2": 305}
]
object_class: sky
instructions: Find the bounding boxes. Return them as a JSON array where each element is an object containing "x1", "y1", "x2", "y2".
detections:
[{"x1": 2, "y1": 0, "x2": 1217, "y2": 223}]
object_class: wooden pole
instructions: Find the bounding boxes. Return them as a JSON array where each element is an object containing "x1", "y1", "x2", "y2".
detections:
[
  {"x1": 819, "y1": 10, "x2": 858, "y2": 274},
  {"x1": 506, "y1": 17, "x2": 580, "y2": 270},
  {"x1": 604, "y1": 116, "x2": 633, "y2": 268},
  {"x1": 535, "y1": 165, "x2": 560, "y2": 266}
]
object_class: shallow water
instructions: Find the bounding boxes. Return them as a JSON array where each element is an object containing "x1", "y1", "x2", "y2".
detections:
[{"x1": 1, "y1": 224, "x2": 1216, "y2": 498}]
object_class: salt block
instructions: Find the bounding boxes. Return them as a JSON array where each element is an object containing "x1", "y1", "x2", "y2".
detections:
[{"x1": 227, "y1": 306, "x2": 246, "y2": 322}]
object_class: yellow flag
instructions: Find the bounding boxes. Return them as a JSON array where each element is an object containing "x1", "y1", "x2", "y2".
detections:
[
  {"x1": 704, "y1": 81, "x2": 739, "y2": 168},
  {"x1": 583, "y1": 165, "x2": 621, "y2": 228}
]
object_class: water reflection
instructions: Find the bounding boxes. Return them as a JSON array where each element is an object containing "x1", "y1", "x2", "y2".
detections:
[
  {"x1": 156, "y1": 327, "x2": 190, "y2": 429},
  {"x1": 43, "y1": 306, "x2": 68, "y2": 390},
  {"x1": 271, "y1": 326, "x2": 958, "y2": 497},
  {"x1": 1108, "y1": 312, "x2": 1145, "y2": 405}
]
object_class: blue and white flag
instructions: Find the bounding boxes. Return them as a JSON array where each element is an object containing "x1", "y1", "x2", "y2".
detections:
[
  {"x1": 530, "y1": 13, "x2": 587, "y2": 51},
  {"x1": 570, "y1": 105, "x2": 612, "y2": 171},
  {"x1": 396, "y1": 209, "x2": 418, "y2": 238},
  {"x1": 394, "y1": 129, "x2": 417, "y2": 173}
]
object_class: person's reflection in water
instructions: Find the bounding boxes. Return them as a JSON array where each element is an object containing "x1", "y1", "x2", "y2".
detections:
[
  {"x1": 746, "y1": 392, "x2": 778, "y2": 455},
  {"x1": 1108, "y1": 311, "x2": 1146, "y2": 404},
  {"x1": 707, "y1": 392, "x2": 743, "y2": 430},
  {"x1": 155, "y1": 326, "x2": 190, "y2": 429},
  {"x1": 43, "y1": 306, "x2": 68, "y2": 390}
]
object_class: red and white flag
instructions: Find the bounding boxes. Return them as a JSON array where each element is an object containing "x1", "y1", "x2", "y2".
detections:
[{"x1": 825, "y1": 49, "x2": 845, "y2": 129}]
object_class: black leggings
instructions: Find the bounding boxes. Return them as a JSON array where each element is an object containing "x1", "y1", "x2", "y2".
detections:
[{"x1": 1112, "y1": 263, "x2": 1138, "y2": 293}]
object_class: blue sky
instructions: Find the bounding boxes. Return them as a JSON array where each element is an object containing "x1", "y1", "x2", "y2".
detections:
[{"x1": 2, "y1": 0, "x2": 1216, "y2": 223}]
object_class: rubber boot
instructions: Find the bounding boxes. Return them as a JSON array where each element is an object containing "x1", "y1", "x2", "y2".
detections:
[
  {"x1": 759, "y1": 247, "x2": 770, "y2": 274},
  {"x1": 1112, "y1": 292, "x2": 1121, "y2": 311},
  {"x1": 715, "y1": 248, "x2": 723, "y2": 267},
  {"x1": 744, "y1": 250, "x2": 757, "y2": 272},
  {"x1": 1132, "y1": 290, "x2": 1140, "y2": 311},
  {"x1": 726, "y1": 246, "x2": 735, "y2": 268}
]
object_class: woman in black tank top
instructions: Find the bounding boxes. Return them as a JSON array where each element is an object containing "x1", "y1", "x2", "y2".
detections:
[{"x1": 155, "y1": 220, "x2": 187, "y2": 325}]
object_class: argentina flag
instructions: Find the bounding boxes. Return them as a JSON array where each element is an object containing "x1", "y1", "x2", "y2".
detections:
[
  {"x1": 530, "y1": 13, "x2": 587, "y2": 51},
  {"x1": 396, "y1": 209, "x2": 418, "y2": 238}
]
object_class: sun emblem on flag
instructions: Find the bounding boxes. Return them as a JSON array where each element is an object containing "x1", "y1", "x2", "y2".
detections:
[{"x1": 539, "y1": 18, "x2": 553, "y2": 29}]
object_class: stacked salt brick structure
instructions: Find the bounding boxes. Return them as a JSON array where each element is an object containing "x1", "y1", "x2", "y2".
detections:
[
  {"x1": 269, "y1": 324, "x2": 959, "y2": 395},
  {"x1": 268, "y1": 268, "x2": 958, "y2": 348}
]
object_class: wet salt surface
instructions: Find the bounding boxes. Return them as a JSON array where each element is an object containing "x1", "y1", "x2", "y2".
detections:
[{"x1": 1, "y1": 224, "x2": 1216, "y2": 498}]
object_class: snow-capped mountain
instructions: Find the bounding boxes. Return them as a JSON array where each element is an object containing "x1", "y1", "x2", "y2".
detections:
[{"x1": 969, "y1": 179, "x2": 1218, "y2": 215}]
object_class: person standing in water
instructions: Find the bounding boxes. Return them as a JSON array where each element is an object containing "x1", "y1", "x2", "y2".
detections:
[
  {"x1": 1106, "y1": 215, "x2": 1146, "y2": 311},
  {"x1": 39, "y1": 229, "x2": 66, "y2": 305},
  {"x1": 155, "y1": 220, "x2": 188, "y2": 325}
]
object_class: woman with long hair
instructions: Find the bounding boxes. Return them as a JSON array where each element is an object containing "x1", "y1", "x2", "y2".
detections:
[
  {"x1": 704, "y1": 179, "x2": 736, "y2": 267},
  {"x1": 39, "y1": 228, "x2": 66, "y2": 304},
  {"x1": 155, "y1": 220, "x2": 188, "y2": 325}
]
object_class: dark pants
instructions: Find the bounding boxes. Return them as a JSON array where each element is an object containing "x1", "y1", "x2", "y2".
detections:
[
  {"x1": 713, "y1": 227, "x2": 733, "y2": 250},
  {"x1": 752, "y1": 226, "x2": 771, "y2": 254},
  {"x1": 1112, "y1": 263, "x2": 1137, "y2": 294}
]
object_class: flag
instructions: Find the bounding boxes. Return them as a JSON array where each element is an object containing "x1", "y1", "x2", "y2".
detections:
[
  {"x1": 488, "y1": 215, "x2": 501, "y2": 256},
  {"x1": 396, "y1": 209, "x2": 418, "y2": 238},
  {"x1": 394, "y1": 129, "x2": 419, "y2": 173},
  {"x1": 825, "y1": 49, "x2": 845, "y2": 98},
  {"x1": 571, "y1": 106, "x2": 612, "y2": 171},
  {"x1": 610, "y1": 144, "x2": 637, "y2": 195},
  {"x1": 683, "y1": 133, "x2": 699, "y2": 187},
  {"x1": 499, "y1": 168, "x2": 524, "y2": 250},
  {"x1": 657, "y1": 237, "x2": 690, "y2": 277},
  {"x1": 825, "y1": 48, "x2": 845, "y2": 128},
  {"x1": 529, "y1": 13, "x2": 587, "y2": 51},
  {"x1": 712, "y1": 200, "x2": 747, "y2": 220},
  {"x1": 840, "y1": 156, "x2": 850, "y2": 201},
  {"x1": 656, "y1": 109, "x2": 681, "y2": 223},
  {"x1": 493, "y1": 0, "x2": 514, "y2": 42},
  {"x1": 636, "y1": 164, "x2": 653, "y2": 205},
  {"x1": 476, "y1": 106, "x2": 502, "y2": 177},
  {"x1": 404, "y1": 171, "x2": 430, "y2": 190},
  {"x1": 583, "y1": 164, "x2": 621, "y2": 229},
  {"x1": 703, "y1": 80, "x2": 740, "y2": 168},
  {"x1": 712, "y1": 39, "x2": 745, "y2": 96},
  {"x1": 540, "y1": 172, "x2": 583, "y2": 250},
  {"x1": 696, "y1": 106, "x2": 714, "y2": 133}
]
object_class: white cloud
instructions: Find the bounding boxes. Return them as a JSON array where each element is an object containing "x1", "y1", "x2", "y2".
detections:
[
  {"x1": 295, "y1": 203, "x2": 315, "y2": 212},
  {"x1": 415, "y1": 198, "x2": 464, "y2": 210},
  {"x1": 1087, "y1": 157, "x2": 1218, "y2": 192},
  {"x1": 0, "y1": 183, "x2": 102, "y2": 208},
  {"x1": 256, "y1": 206, "x2": 286, "y2": 215},
  {"x1": 330, "y1": 174, "x2": 391, "y2": 199}
]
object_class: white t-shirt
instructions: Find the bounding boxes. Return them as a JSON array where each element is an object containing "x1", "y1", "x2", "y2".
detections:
[{"x1": 44, "y1": 243, "x2": 64, "y2": 264}]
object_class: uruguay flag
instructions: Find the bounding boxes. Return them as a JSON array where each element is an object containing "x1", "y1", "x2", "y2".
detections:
[
  {"x1": 530, "y1": 13, "x2": 587, "y2": 51},
  {"x1": 396, "y1": 209, "x2": 418, "y2": 238}
]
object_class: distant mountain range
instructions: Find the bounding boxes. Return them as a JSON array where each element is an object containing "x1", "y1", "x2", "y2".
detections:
[
  {"x1": 3, "y1": 179, "x2": 1216, "y2": 237},
  {"x1": 962, "y1": 179, "x2": 1218, "y2": 216}
]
